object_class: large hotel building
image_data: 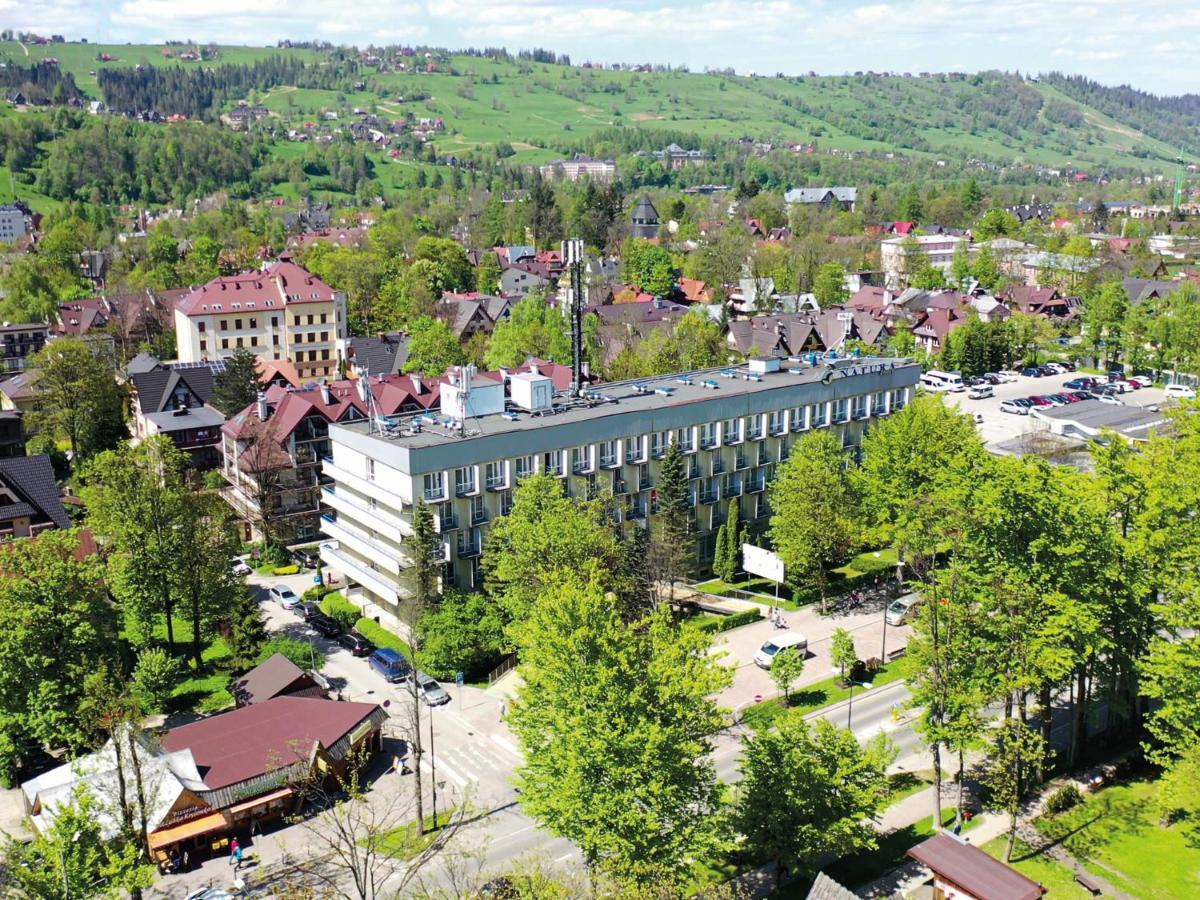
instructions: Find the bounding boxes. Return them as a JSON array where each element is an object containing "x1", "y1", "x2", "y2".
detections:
[{"x1": 318, "y1": 355, "x2": 920, "y2": 617}]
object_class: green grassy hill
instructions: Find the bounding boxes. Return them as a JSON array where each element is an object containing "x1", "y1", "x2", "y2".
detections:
[{"x1": 0, "y1": 41, "x2": 1190, "y2": 212}]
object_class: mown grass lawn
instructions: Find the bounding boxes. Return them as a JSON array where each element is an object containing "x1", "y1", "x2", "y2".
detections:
[
  {"x1": 983, "y1": 837, "x2": 1092, "y2": 899},
  {"x1": 1033, "y1": 778, "x2": 1200, "y2": 900},
  {"x1": 739, "y1": 660, "x2": 907, "y2": 731}
]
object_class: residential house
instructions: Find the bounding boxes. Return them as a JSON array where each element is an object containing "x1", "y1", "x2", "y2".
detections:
[
  {"x1": 0, "y1": 454, "x2": 70, "y2": 537},
  {"x1": 590, "y1": 300, "x2": 691, "y2": 367},
  {"x1": 0, "y1": 370, "x2": 39, "y2": 415},
  {"x1": 783, "y1": 186, "x2": 857, "y2": 212},
  {"x1": 679, "y1": 278, "x2": 712, "y2": 304},
  {"x1": 174, "y1": 260, "x2": 349, "y2": 380},
  {"x1": 130, "y1": 359, "x2": 226, "y2": 468},
  {"x1": 439, "y1": 293, "x2": 510, "y2": 340},
  {"x1": 499, "y1": 260, "x2": 554, "y2": 298},
  {"x1": 220, "y1": 374, "x2": 440, "y2": 542},
  {"x1": 1020, "y1": 252, "x2": 1101, "y2": 288},
  {"x1": 0, "y1": 322, "x2": 48, "y2": 373},
  {"x1": 1001, "y1": 286, "x2": 1079, "y2": 318},
  {"x1": 727, "y1": 310, "x2": 889, "y2": 358},
  {"x1": 0, "y1": 204, "x2": 28, "y2": 243},
  {"x1": 651, "y1": 143, "x2": 706, "y2": 169},
  {"x1": 341, "y1": 332, "x2": 410, "y2": 378},
  {"x1": 228, "y1": 653, "x2": 326, "y2": 707},
  {"x1": 1121, "y1": 277, "x2": 1180, "y2": 306}
]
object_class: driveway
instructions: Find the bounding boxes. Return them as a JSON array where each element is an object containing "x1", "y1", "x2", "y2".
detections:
[{"x1": 714, "y1": 595, "x2": 911, "y2": 713}]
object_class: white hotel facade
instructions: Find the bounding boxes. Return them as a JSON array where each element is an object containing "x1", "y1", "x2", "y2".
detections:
[{"x1": 318, "y1": 356, "x2": 921, "y2": 616}]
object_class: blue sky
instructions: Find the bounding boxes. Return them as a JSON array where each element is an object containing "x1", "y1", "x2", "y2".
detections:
[{"x1": 7, "y1": 0, "x2": 1196, "y2": 94}]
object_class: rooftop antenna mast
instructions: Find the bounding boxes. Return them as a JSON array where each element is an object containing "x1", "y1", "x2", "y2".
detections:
[{"x1": 563, "y1": 238, "x2": 585, "y2": 398}]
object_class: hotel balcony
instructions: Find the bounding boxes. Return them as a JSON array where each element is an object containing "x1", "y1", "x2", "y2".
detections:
[
  {"x1": 321, "y1": 457, "x2": 410, "y2": 513},
  {"x1": 321, "y1": 486, "x2": 412, "y2": 537},
  {"x1": 320, "y1": 514, "x2": 410, "y2": 573},
  {"x1": 319, "y1": 540, "x2": 409, "y2": 606}
]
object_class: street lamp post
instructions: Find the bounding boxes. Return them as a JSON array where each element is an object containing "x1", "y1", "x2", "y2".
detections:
[
  {"x1": 846, "y1": 679, "x2": 871, "y2": 731},
  {"x1": 428, "y1": 704, "x2": 438, "y2": 830}
]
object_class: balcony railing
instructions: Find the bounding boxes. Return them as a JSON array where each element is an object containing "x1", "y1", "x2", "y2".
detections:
[
  {"x1": 613, "y1": 478, "x2": 628, "y2": 495},
  {"x1": 486, "y1": 477, "x2": 507, "y2": 491},
  {"x1": 735, "y1": 453, "x2": 749, "y2": 470},
  {"x1": 455, "y1": 480, "x2": 477, "y2": 498},
  {"x1": 723, "y1": 480, "x2": 743, "y2": 499},
  {"x1": 758, "y1": 446, "x2": 770, "y2": 465},
  {"x1": 712, "y1": 457, "x2": 726, "y2": 475},
  {"x1": 699, "y1": 435, "x2": 717, "y2": 450},
  {"x1": 699, "y1": 490, "x2": 719, "y2": 504},
  {"x1": 599, "y1": 454, "x2": 619, "y2": 469},
  {"x1": 747, "y1": 427, "x2": 764, "y2": 441},
  {"x1": 747, "y1": 477, "x2": 766, "y2": 493},
  {"x1": 639, "y1": 473, "x2": 652, "y2": 490},
  {"x1": 457, "y1": 540, "x2": 482, "y2": 558},
  {"x1": 470, "y1": 507, "x2": 489, "y2": 526}
]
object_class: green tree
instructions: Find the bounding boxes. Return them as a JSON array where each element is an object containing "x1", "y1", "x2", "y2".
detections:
[
  {"x1": 830, "y1": 627, "x2": 857, "y2": 681},
  {"x1": 413, "y1": 236, "x2": 475, "y2": 293},
  {"x1": 982, "y1": 718, "x2": 1046, "y2": 861},
  {"x1": 416, "y1": 589, "x2": 506, "y2": 681},
  {"x1": 899, "y1": 185, "x2": 924, "y2": 222},
  {"x1": 211, "y1": 345, "x2": 262, "y2": 415},
  {"x1": 973, "y1": 208, "x2": 1020, "y2": 241},
  {"x1": 173, "y1": 491, "x2": 240, "y2": 667},
  {"x1": 80, "y1": 437, "x2": 189, "y2": 652},
  {"x1": 510, "y1": 571, "x2": 731, "y2": 887},
  {"x1": 476, "y1": 253, "x2": 502, "y2": 294},
  {"x1": 971, "y1": 244, "x2": 1004, "y2": 292},
  {"x1": 713, "y1": 500, "x2": 743, "y2": 583},
  {"x1": 484, "y1": 291, "x2": 572, "y2": 370},
  {"x1": 812, "y1": 262, "x2": 849, "y2": 307},
  {"x1": 2, "y1": 783, "x2": 154, "y2": 899},
  {"x1": 402, "y1": 316, "x2": 464, "y2": 376},
  {"x1": 1082, "y1": 280, "x2": 1128, "y2": 369},
  {"x1": 960, "y1": 179, "x2": 983, "y2": 215},
  {"x1": 621, "y1": 238, "x2": 675, "y2": 296},
  {"x1": 28, "y1": 337, "x2": 128, "y2": 462},
  {"x1": 130, "y1": 647, "x2": 182, "y2": 715},
  {"x1": 769, "y1": 431, "x2": 860, "y2": 613},
  {"x1": 770, "y1": 647, "x2": 805, "y2": 704},
  {"x1": 949, "y1": 240, "x2": 972, "y2": 288},
  {"x1": 0, "y1": 531, "x2": 119, "y2": 782},
  {"x1": 735, "y1": 718, "x2": 891, "y2": 887},
  {"x1": 651, "y1": 442, "x2": 692, "y2": 604},
  {"x1": 227, "y1": 589, "x2": 268, "y2": 667},
  {"x1": 528, "y1": 179, "x2": 563, "y2": 248}
]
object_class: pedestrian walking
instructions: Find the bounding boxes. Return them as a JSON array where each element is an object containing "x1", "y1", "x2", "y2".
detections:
[
  {"x1": 499, "y1": 698, "x2": 507, "y2": 718},
  {"x1": 234, "y1": 844, "x2": 243, "y2": 870},
  {"x1": 182, "y1": 849, "x2": 190, "y2": 873},
  {"x1": 229, "y1": 837, "x2": 239, "y2": 867}
]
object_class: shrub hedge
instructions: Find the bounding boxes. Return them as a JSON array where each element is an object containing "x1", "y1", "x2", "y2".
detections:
[
  {"x1": 273, "y1": 564, "x2": 301, "y2": 576},
  {"x1": 694, "y1": 607, "x2": 762, "y2": 634}
]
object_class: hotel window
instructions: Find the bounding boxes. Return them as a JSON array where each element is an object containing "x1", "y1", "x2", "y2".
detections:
[
  {"x1": 747, "y1": 414, "x2": 764, "y2": 440},
  {"x1": 599, "y1": 440, "x2": 618, "y2": 468},
  {"x1": 455, "y1": 466, "x2": 477, "y2": 496},
  {"x1": 515, "y1": 455, "x2": 534, "y2": 481},
  {"x1": 834, "y1": 399, "x2": 849, "y2": 423},
  {"x1": 220, "y1": 320, "x2": 228, "y2": 331},
  {"x1": 235, "y1": 319, "x2": 243, "y2": 330},
  {"x1": 722, "y1": 418, "x2": 742, "y2": 444},
  {"x1": 625, "y1": 435, "x2": 646, "y2": 464},
  {"x1": 423, "y1": 472, "x2": 445, "y2": 502},
  {"x1": 221, "y1": 339, "x2": 229, "y2": 350},
  {"x1": 199, "y1": 341, "x2": 207, "y2": 352},
  {"x1": 249, "y1": 318, "x2": 257, "y2": 329},
  {"x1": 572, "y1": 445, "x2": 593, "y2": 475},
  {"x1": 791, "y1": 406, "x2": 808, "y2": 431},
  {"x1": 651, "y1": 431, "x2": 669, "y2": 459},
  {"x1": 852, "y1": 395, "x2": 868, "y2": 419},
  {"x1": 198, "y1": 321, "x2": 206, "y2": 332},
  {"x1": 768, "y1": 410, "x2": 786, "y2": 435},
  {"x1": 485, "y1": 461, "x2": 507, "y2": 490},
  {"x1": 321, "y1": 332, "x2": 329, "y2": 342},
  {"x1": 308, "y1": 314, "x2": 315, "y2": 325},
  {"x1": 812, "y1": 403, "x2": 829, "y2": 427},
  {"x1": 294, "y1": 315, "x2": 301, "y2": 327},
  {"x1": 543, "y1": 450, "x2": 563, "y2": 476},
  {"x1": 321, "y1": 313, "x2": 328, "y2": 324},
  {"x1": 677, "y1": 426, "x2": 695, "y2": 453},
  {"x1": 500, "y1": 489, "x2": 514, "y2": 516},
  {"x1": 699, "y1": 422, "x2": 717, "y2": 449},
  {"x1": 470, "y1": 494, "x2": 487, "y2": 525}
]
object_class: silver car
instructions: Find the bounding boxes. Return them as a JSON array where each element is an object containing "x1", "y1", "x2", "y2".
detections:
[
  {"x1": 270, "y1": 584, "x2": 300, "y2": 609},
  {"x1": 405, "y1": 671, "x2": 451, "y2": 706}
]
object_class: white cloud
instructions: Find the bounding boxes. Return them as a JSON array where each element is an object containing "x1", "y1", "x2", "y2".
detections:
[{"x1": 5, "y1": 0, "x2": 1193, "y2": 93}]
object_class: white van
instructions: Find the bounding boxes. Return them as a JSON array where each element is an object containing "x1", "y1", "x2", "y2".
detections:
[
  {"x1": 1164, "y1": 384, "x2": 1196, "y2": 401},
  {"x1": 754, "y1": 632, "x2": 808, "y2": 668},
  {"x1": 919, "y1": 370, "x2": 966, "y2": 392}
]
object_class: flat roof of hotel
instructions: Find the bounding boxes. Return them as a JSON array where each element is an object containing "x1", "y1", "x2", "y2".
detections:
[{"x1": 337, "y1": 356, "x2": 919, "y2": 450}]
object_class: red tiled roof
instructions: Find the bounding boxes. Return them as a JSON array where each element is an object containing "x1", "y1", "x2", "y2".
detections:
[
  {"x1": 679, "y1": 278, "x2": 711, "y2": 304},
  {"x1": 176, "y1": 261, "x2": 338, "y2": 318},
  {"x1": 161, "y1": 697, "x2": 381, "y2": 790}
]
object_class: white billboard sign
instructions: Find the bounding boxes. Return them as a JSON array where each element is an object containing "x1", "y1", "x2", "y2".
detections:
[{"x1": 742, "y1": 544, "x2": 785, "y2": 583}]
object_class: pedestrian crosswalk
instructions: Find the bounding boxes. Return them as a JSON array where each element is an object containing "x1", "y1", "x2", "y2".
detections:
[{"x1": 418, "y1": 730, "x2": 523, "y2": 799}]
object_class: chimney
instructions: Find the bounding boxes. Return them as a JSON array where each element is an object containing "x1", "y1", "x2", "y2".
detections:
[
  {"x1": 411, "y1": 374, "x2": 423, "y2": 394},
  {"x1": 256, "y1": 392, "x2": 269, "y2": 420},
  {"x1": 581, "y1": 361, "x2": 591, "y2": 379},
  {"x1": 529, "y1": 363, "x2": 541, "y2": 376},
  {"x1": 320, "y1": 382, "x2": 332, "y2": 405}
]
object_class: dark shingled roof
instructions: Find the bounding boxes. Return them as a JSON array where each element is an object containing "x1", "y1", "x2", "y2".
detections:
[
  {"x1": 228, "y1": 652, "x2": 323, "y2": 706},
  {"x1": 806, "y1": 871, "x2": 860, "y2": 900},
  {"x1": 131, "y1": 367, "x2": 217, "y2": 414},
  {"x1": 161, "y1": 696, "x2": 383, "y2": 791},
  {"x1": 348, "y1": 332, "x2": 410, "y2": 376},
  {"x1": 907, "y1": 833, "x2": 1045, "y2": 900},
  {"x1": 0, "y1": 454, "x2": 69, "y2": 529}
]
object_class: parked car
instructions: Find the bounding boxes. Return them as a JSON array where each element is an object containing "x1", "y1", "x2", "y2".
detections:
[
  {"x1": 368, "y1": 648, "x2": 411, "y2": 682},
  {"x1": 1121, "y1": 379, "x2": 1142, "y2": 391},
  {"x1": 754, "y1": 632, "x2": 808, "y2": 668},
  {"x1": 1049, "y1": 392, "x2": 1078, "y2": 404},
  {"x1": 1044, "y1": 394, "x2": 1070, "y2": 406},
  {"x1": 1021, "y1": 367, "x2": 1043, "y2": 377},
  {"x1": 1036, "y1": 365, "x2": 1058, "y2": 377},
  {"x1": 1027, "y1": 395, "x2": 1053, "y2": 407},
  {"x1": 1091, "y1": 382, "x2": 1120, "y2": 396},
  {"x1": 309, "y1": 613, "x2": 341, "y2": 638},
  {"x1": 1096, "y1": 394, "x2": 1125, "y2": 406},
  {"x1": 403, "y1": 671, "x2": 451, "y2": 706},
  {"x1": 295, "y1": 601, "x2": 321, "y2": 621},
  {"x1": 231, "y1": 558, "x2": 252, "y2": 577},
  {"x1": 1164, "y1": 384, "x2": 1197, "y2": 401},
  {"x1": 1068, "y1": 391, "x2": 1093, "y2": 402},
  {"x1": 292, "y1": 548, "x2": 319, "y2": 569},
  {"x1": 1043, "y1": 362, "x2": 1066, "y2": 374},
  {"x1": 967, "y1": 384, "x2": 994, "y2": 400},
  {"x1": 1107, "y1": 370, "x2": 1127, "y2": 382},
  {"x1": 270, "y1": 584, "x2": 300, "y2": 609},
  {"x1": 1107, "y1": 380, "x2": 1130, "y2": 393},
  {"x1": 337, "y1": 631, "x2": 376, "y2": 657},
  {"x1": 1060, "y1": 359, "x2": 1077, "y2": 371},
  {"x1": 997, "y1": 370, "x2": 1021, "y2": 382},
  {"x1": 1129, "y1": 374, "x2": 1154, "y2": 388},
  {"x1": 1000, "y1": 399, "x2": 1032, "y2": 415},
  {"x1": 1063, "y1": 378, "x2": 1094, "y2": 390},
  {"x1": 980, "y1": 373, "x2": 1001, "y2": 385},
  {"x1": 886, "y1": 594, "x2": 922, "y2": 626}
]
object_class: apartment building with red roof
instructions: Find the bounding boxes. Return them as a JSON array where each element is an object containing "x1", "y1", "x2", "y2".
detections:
[{"x1": 173, "y1": 260, "x2": 349, "y2": 381}]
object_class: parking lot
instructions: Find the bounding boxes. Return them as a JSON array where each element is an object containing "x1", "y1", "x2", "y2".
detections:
[{"x1": 936, "y1": 370, "x2": 1168, "y2": 447}]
